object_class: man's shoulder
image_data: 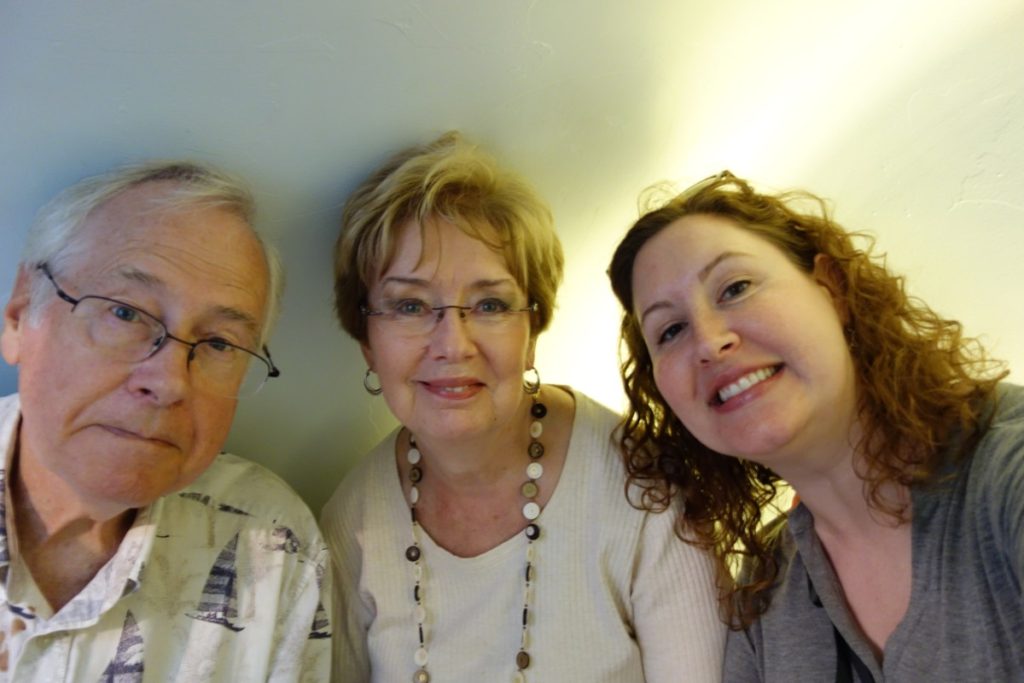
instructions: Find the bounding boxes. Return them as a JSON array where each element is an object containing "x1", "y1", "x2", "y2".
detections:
[{"x1": 168, "y1": 453, "x2": 322, "y2": 548}]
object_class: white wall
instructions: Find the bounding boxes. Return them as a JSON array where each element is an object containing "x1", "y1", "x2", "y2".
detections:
[{"x1": 1, "y1": 0, "x2": 1021, "y2": 512}]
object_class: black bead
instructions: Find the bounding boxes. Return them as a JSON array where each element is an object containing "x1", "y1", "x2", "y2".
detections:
[
  {"x1": 414, "y1": 584, "x2": 420, "y2": 602},
  {"x1": 525, "y1": 523, "x2": 541, "y2": 540},
  {"x1": 530, "y1": 402, "x2": 548, "y2": 418},
  {"x1": 405, "y1": 545, "x2": 421, "y2": 562}
]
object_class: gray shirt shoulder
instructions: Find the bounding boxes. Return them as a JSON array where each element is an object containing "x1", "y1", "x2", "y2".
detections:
[{"x1": 724, "y1": 383, "x2": 1024, "y2": 682}]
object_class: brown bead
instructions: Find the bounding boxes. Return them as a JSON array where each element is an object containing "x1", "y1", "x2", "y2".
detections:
[
  {"x1": 409, "y1": 466, "x2": 423, "y2": 483},
  {"x1": 516, "y1": 649, "x2": 531, "y2": 669},
  {"x1": 413, "y1": 669, "x2": 430, "y2": 683},
  {"x1": 528, "y1": 442, "x2": 545, "y2": 459},
  {"x1": 520, "y1": 481, "x2": 539, "y2": 498}
]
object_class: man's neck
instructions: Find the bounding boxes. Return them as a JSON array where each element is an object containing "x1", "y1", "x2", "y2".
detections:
[{"x1": 9, "y1": 442, "x2": 135, "y2": 612}]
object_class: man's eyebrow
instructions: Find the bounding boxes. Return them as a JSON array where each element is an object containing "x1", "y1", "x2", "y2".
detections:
[
  {"x1": 638, "y1": 251, "x2": 750, "y2": 325},
  {"x1": 116, "y1": 267, "x2": 262, "y2": 341},
  {"x1": 209, "y1": 305, "x2": 263, "y2": 340},
  {"x1": 117, "y1": 266, "x2": 165, "y2": 288}
]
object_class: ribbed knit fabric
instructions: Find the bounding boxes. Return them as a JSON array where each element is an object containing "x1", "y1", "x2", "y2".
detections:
[
  {"x1": 724, "y1": 383, "x2": 1024, "y2": 681},
  {"x1": 322, "y1": 389, "x2": 725, "y2": 682}
]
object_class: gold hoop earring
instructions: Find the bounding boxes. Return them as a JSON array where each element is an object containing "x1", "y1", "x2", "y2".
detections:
[
  {"x1": 523, "y1": 366, "x2": 541, "y2": 395},
  {"x1": 363, "y1": 368, "x2": 383, "y2": 396}
]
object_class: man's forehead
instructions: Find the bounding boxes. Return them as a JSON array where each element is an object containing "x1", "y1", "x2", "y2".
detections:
[
  {"x1": 66, "y1": 189, "x2": 269, "y2": 333},
  {"x1": 101, "y1": 265, "x2": 264, "y2": 336}
]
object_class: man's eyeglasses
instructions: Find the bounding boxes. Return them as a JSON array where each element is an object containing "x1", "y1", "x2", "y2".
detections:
[
  {"x1": 360, "y1": 297, "x2": 536, "y2": 338},
  {"x1": 37, "y1": 264, "x2": 280, "y2": 398}
]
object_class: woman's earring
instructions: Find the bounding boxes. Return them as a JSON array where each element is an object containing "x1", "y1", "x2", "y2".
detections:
[
  {"x1": 523, "y1": 366, "x2": 541, "y2": 395},
  {"x1": 363, "y1": 368, "x2": 383, "y2": 396}
]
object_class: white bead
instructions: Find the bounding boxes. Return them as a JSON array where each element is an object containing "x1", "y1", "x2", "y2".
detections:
[
  {"x1": 529, "y1": 421, "x2": 543, "y2": 438},
  {"x1": 513, "y1": 672, "x2": 525, "y2": 683},
  {"x1": 521, "y1": 628, "x2": 530, "y2": 648},
  {"x1": 522, "y1": 501, "x2": 541, "y2": 520},
  {"x1": 526, "y1": 462, "x2": 543, "y2": 480},
  {"x1": 414, "y1": 647, "x2": 429, "y2": 666},
  {"x1": 407, "y1": 447, "x2": 421, "y2": 464},
  {"x1": 415, "y1": 605, "x2": 426, "y2": 622},
  {"x1": 409, "y1": 486, "x2": 420, "y2": 504},
  {"x1": 414, "y1": 564, "x2": 423, "y2": 580},
  {"x1": 526, "y1": 545, "x2": 534, "y2": 561}
]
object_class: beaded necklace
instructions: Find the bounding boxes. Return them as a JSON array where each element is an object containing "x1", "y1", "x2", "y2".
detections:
[{"x1": 404, "y1": 394, "x2": 548, "y2": 683}]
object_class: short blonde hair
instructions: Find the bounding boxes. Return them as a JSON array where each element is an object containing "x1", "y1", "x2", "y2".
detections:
[{"x1": 333, "y1": 131, "x2": 564, "y2": 342}]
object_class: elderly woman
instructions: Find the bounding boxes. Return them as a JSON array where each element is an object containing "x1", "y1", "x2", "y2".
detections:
[
  {"x1": 607, "y1": 171, "x2": 1024, "y2": 681},
  {"x1": 320, "y1": 133, "x2": 724, "y2": 683}
]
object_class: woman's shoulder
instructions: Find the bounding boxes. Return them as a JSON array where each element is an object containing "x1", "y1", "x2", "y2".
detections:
[
  {"x1": 564, "y1": 387, "x2": 623, "y2": 441},
  {"x1": 972, "y1": 383, "x2": 1024, "y2": 468},
  {"x1": 320, "y1": 427, "x2": 401, "y2": 523},
  {"x1": 993, "y1": 383, "x2": 1024, "y2": 426}
]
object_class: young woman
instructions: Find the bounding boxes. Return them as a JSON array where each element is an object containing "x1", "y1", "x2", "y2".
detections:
[{"x1": 608, "y1": 171, "x2": 1023, "y2": 681}]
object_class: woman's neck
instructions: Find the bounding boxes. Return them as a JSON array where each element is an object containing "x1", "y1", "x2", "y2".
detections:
[{"x1": 406, "y1": 395, "x2": 534, "y2": 492}]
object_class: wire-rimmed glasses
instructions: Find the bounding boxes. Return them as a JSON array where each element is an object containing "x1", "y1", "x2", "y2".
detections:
[
  {"x1": 360, "y1": 297, "x2": 537, "y2": 337},
  {"x1": 37, "y1": 264, "x2": 280, "y2": 398}
]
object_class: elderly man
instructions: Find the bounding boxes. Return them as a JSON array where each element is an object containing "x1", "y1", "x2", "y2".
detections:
[{"x1": 0, "y1": 162, "x2": 330, "y2": 681}]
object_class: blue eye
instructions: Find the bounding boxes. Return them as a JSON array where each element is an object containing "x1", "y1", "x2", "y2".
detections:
[
  {"x1": 473, "y1": 298, "x2": 511, "y2": 315},
  {"x1": 394, "y1": 299, "x2": 429, "y2": 316},
  {"x1": 203, "y1": 338, "x2": 236, "y2": 354},
  {"x1": 721, "y1": 280, "x2": 751, "y2": 301},
  {"x1": 111, "y1": 304, "x2": 143, "y2": 323}
]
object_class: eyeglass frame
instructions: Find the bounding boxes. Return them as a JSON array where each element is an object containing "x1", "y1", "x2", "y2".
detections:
[
  {"x1": 359, "y1": 300, "x2": 537, "y2": 332},
  {"x1": 35, "y1": 263, "x2": 281, "y2": 395}
]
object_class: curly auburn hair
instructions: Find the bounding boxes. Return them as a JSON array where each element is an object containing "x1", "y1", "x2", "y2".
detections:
[{"x1": 607, "y1": 171, "x2": 1006, "y2": 627}]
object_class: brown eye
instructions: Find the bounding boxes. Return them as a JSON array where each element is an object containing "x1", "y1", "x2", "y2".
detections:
[
  {"x1": 721, "y1": 280, "x2": 751, "y2": 301},
  {"x1": 657, "y1": 321, "x2": 687, "y2": 345}
]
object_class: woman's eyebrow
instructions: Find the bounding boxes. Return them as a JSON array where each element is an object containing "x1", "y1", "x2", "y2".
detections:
[
  {"x1": 698, "y1": 250, "x2": 750, "y2": 282},
  {"x1": 638, "y1": 251, "x2": 751, "y2": 325}
]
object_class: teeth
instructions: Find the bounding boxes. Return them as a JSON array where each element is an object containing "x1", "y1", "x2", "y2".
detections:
[
  {"x1": 717, "y1": 367, "x2": 777, "y2": 403},
  {"x1": 438, "y1": 385, "x2": 471, "y2": 394}
]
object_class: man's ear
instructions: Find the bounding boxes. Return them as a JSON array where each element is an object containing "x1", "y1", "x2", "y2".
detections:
[
  {"x1": 812, "y1": 254, "x2": 849, "y2": 325},
  {"x1": 2, "y1": 266, "x2": 34, "y2": 366}
]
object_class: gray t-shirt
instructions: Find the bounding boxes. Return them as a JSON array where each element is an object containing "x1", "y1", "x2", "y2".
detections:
[{"x1": 724, "y1": 384, "x2": 1024, "y2": 682}]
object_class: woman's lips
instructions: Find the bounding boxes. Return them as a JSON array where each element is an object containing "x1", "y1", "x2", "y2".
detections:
[
  {"x1": 710, "y1": 364, "x2": 784, "y2": 407},
  {"x1": 419, "y1": 379, "x2": 484, "y2": 400}
]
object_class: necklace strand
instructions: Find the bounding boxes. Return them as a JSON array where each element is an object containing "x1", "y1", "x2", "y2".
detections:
[{"x1": 405, "y1": 393, "x2": 549, "y2": 683}]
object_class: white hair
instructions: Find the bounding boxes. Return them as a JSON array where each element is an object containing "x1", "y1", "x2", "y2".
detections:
[{"x1": 21, "y1": 160, "x2": 284, "y2": 345}]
